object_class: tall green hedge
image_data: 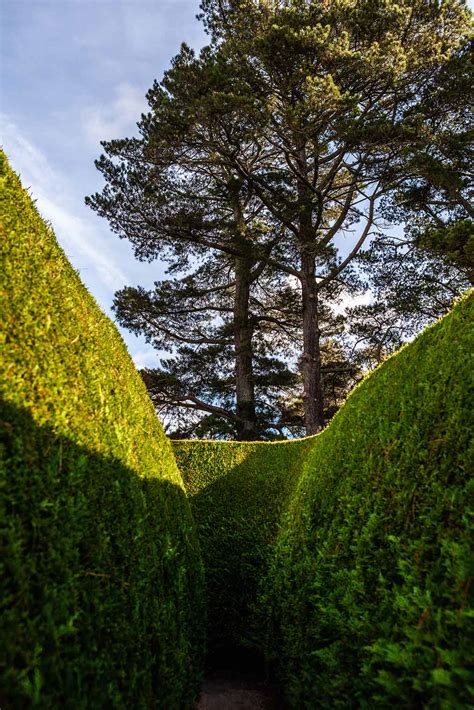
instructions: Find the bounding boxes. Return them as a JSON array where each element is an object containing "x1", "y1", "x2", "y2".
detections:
[
  {"x1": 173, "y1": 438, "x2": 311, "y2": 653},
  {"x1": 2, "y1": 147, "x2": 472, "y2": 708},
  {"x1": 174, "y1": 294, "x2": 473, "y2": 707},
  {"x1": 263, "y1": 293, "x2": 474, "y2": 708},
  {"x1": 0, "y1": 151, "x2": 205, "y2": 709}
]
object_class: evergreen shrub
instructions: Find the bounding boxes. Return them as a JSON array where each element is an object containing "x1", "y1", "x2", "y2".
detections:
[
  {"x1": 174, "y1": 293, "x2": 473, "y2": 707},
  {"x1": 0, "y1": 152, "x2": 205, "y2": 709},
  {"x1": 173, "y1": 438, "x2": 311, "y2": 652},
  {"x1": 263, "y1": 292, "x2": 474, "y2": 708}
]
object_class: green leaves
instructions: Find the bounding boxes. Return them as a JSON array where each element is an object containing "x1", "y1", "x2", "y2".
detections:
[
  {"x1": 263, "y1": 293, "x2": 474, "y2": 707},
  {"x1": 173, "y1": 293, "x2": 473, "y2": 707},
  {"x1": 174, "y1": 438, "x2": 310, "y2": 651},
  {"x1": 1, "y1": 153, "x2": 205, "y2": 708}
]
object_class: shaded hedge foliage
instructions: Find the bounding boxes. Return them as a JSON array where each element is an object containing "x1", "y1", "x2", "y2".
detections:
[
  {"x1": 175, "y1": 294, "x2": 473, "y2": 708},
  {"x1": 173, "y1": 438, "x2": 311, "y2": 652},
  {"x1": 0, "y1": 151, "x2": 205, "y2": 709}
]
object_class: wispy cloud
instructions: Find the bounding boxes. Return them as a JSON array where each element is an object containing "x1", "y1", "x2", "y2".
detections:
[
  {"x1": 36, "y1": 194, "x2": 129, "y2": 292},
  {"x1": 132, "y1": 349, "x2": 160, "y2": 370},
  {"x1": 334, "y1": 291, "x2": 373, "y2": 315},
  {"x1": 1, "y1": 113, "x2": 129, "y2": 293},
  {"x1": 0, "y1": 0, "x2": 204, "y2": 374},
  {"x1": 81, "y1": 83, "x2": 147, "y2": 148}
]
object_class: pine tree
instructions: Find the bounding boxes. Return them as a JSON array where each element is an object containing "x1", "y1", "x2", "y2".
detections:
[
  {"x1": 350, "y1": 38, "x2": 473, "y2": 358},
  {"x1": 349, "y1": 235, "x2": 470, "y2": 367},
  {"x1": 87, "y1": 0, "x2": 472, "y2": 436},
  {"x1": 114, "y1": 259, "x2": 299, "y2": 439},
  {"x1": 194, "y1": 0, "x2": 472, "y2": 432},
  {"x1": 87, "y1": 47, "x2": 299, "y2": 439}
]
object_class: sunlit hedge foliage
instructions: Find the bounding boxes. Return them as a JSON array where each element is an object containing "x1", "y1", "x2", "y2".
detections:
[
  {"x1": 0, "y1": 151, "x2": 205, "y2": 709},
  {"x1": 2, "y1": 146, "x2": 471, "y2": 708},
  {"x1": 263, "y1": 292, "x2": 473, "y2": 708}
]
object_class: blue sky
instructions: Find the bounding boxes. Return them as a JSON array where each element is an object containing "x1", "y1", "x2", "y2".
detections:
[
  {"x1": 1, "y1": 0, "x2": 206, "y2": 368},
  {"x1": 1, "y1": 1, "x2": 472, "y2": 368}
]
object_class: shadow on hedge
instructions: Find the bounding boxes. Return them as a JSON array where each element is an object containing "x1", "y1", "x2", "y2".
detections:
[
  {"x1": 187, "y1": 442, "x2": 309, "y2": 657},
  {"x1": 1, "y1": 400, "x2": 203, "y2": 710}
]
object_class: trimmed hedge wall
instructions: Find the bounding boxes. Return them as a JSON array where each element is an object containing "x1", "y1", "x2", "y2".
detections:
[
  {"x1": 172, "y1": 438, "x2": 311, "y2": 653},
  {"x1": 2, "y1": 146, "x2": 472, "y2": 708},
  {"x1": 264, "y1": 293, "x2": 474, "y2": 708},
  {"x1": 174, "y1": 294, "x2": 473, "y2": 707},
  {"x1": 0, "y1": 152, "x2": 205, "y2": 709}
]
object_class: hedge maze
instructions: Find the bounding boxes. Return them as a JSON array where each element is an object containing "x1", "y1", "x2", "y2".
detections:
[{"x1": 1, "y1": 152, "x2": 472, "y2": 707}]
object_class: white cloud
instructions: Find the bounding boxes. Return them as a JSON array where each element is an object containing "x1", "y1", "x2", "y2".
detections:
[
  {"x1": 38, "y1": 194, "x2": 128, "y2": 292},
  {"x1": 1, "y1": 113, "x2": 128, "y2": 292},
  {"x1": 132, "y1": 349, "x2": 159, "y2": 370},
  {"x1": 333, "y1": 291, "x2": 373, "y2": 315},
  {"x1": 1, "y1": 112, "x2": 159, "y2": 367},
  {"x1": 81, "y1": 83, "x2": 147, "y2": 147},
  {"x1": 1, "y1": 121, "x2": 59, "y2": 194}
]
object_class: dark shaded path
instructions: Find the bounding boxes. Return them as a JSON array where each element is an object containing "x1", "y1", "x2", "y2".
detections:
[
  {"x1": 197, "y1": 673, "x2": 282, "y2": 709},
  {"x1": 196, "y1": 648, "x2": 285, "y2": 709}
]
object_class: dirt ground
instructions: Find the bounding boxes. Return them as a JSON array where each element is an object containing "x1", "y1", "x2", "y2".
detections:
[
  {"x1": 196, "y1": 647, "x2": 285, "y2": 710},
  {"x1": 197, "y1": 671, "x2": 283, "y2": 709}
]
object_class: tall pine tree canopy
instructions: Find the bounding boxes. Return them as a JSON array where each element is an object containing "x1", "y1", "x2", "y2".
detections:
[
  {"x1": 87, "y1": 0, "x2": 472, "y2": 438},
  {"x1": 350, "y1": 36, "x2": 473, "y2": 354}
]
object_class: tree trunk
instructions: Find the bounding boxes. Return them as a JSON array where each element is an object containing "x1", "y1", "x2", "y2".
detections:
[
  {"x1": 234, "y1": 254, "x2": 257, "y2": 440},
  {"x1": 295, "y1": 140, "x2": 325, "y2": 436},
  {"x1": 301, "y1": 250, "x2": 325, "y2": 435}
]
